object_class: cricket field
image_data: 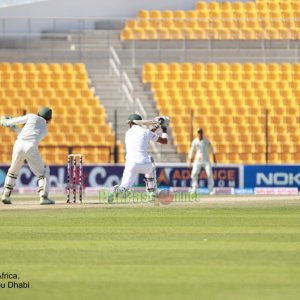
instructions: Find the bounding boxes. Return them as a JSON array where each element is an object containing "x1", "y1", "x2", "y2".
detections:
[{"x1": 0, "y1": 195, "x2": 299, "y2": 300}]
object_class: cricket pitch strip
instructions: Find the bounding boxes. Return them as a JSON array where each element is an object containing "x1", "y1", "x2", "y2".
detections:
[{"x1": 0, "y1": 194, "x2": 299, "y2": 210}]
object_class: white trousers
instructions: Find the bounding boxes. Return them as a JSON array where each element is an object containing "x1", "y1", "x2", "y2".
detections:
[
  {"x1": 3, "y1": 139, "x2": 49, "y2": 196},
  {"x1": 120, "y1": 162, "x2": 155, "y2": 190},
  {"x1": 191, "y1": 162, "x2": 214, "y2": 193}
]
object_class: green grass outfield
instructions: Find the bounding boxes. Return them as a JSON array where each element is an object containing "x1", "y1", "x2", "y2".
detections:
[{"x1": 0, "y1": 206, "x2": 299, "y2": 300}]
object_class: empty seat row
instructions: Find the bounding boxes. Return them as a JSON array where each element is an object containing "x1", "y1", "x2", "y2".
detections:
[
  {"x1": 0, "y1": 63, "x2": 86, "y2": 72},
  {"x1": 121, "y1": 1, "x2": 300, "y2": 40},
  {"x1": 144, "y1": 62, "x2": 300, "y2": 163}
]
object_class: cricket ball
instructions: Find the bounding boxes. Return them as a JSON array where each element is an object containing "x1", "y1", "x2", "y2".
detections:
[{"x1": 158, "y1": 189, "x2": 173, "y2": 205}]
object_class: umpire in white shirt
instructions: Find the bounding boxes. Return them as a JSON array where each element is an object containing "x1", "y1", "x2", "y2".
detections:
[{"x1": 189, "y1": 128, "x2": 217, "y2": 194}]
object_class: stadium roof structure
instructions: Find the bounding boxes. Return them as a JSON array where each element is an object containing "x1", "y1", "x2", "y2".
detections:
[{"x1": 0, "y1": 0, "x2": 47, "y2": 8}]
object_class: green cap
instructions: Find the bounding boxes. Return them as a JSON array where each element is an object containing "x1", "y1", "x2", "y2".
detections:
[
  {"x1": 38, "y1": 106, "x2": 52, "y2": 121},
  {"x1": 197, "y1": 128, "x2": 203, "y2": 134},
  {"x1": 128, "y1": 114, "x2": 142, "y2": 123}
]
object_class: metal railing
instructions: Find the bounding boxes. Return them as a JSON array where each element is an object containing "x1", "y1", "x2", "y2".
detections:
[
  {"x1": 109, "y1": 46, "x2": 148, "y2": 117},
  {"x1": 109, "y1": 46, "x2": 160, "y2": 158}
]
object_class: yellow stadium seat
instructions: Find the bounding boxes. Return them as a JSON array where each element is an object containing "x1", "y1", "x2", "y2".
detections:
[
  {"x1": 36, "y1": 63, "x2": 49, "y2": 72},
  {"x1": 148, "y1": 10, "x2": 161, "y2": 27},
  {"x1": 256, "y1": 1, "x2": 267, "y2": 11},
  {"x1": 161, "y1": 10, "x2": 174, "y2": 19},
  {"x1": 0, "y1": 63, "x2": 11, "y2": 72},
  {"x1": 172, "y1": 11, "x2": 185, "y2": 28},
  {"x1": 137, "y1": 19, "x2": 150, "y2": 29},
  {"x1": 144, "y1": 28, "x2": 157, "y2": 40},
  {"x1": 73, "y1": 63, "x2": 86, "y2": 73},
  {"x1": 252, "y1": 153, "x2": 265, "y2": 164},
  {"x1": 168, "y1": 63, "x2": 180, "y2": 75},
  {"x1": 186, "y1": 10, "x2": 198, "y2": 20},
  {"x1": 216, "y1": 28, "x2": 230, "y2": 40},
  {"x1": 160, "y1": 19, "x2": 175, "y2": 29},
  {"x1": 291, "y1": 153, "x2": 300, "y2": 162},
  {"x1": 156, "y1": 28, "x2": 169, "y2": 39},
  {"x1": 143, "y1": 63, "x2": 156, "y2": 73},
  {"x1": 208, "y1": 1, "x2": 220, "y2": 12},
  {"x1": 49, "y1": 63, "x2": 62, "y2": 73},
  {"x1": 180, "y1": 28, "x2": 193, "y2": 39},
  {"x1": 232, "y1": 2, "x2": 244, "y2": 11},
  {"x1": 138, "y1": 10, "x2": 149, "y2": 19},
  {"x1": 121, "y1": 28, "x2": 133, "y2": 40},
  {"x1": 23, "y1": 63, "x2": 36, "y2": 72},
  {"x1": 196, "y1": 2, "x2": 207, "y2": 11},
  {"x1": 267, "y1": 1, "x2": 280, "y2": 12},
  {"x1": 244, "y1": 1, "x2": 256, "y2": 12},
  {"x1": 197, "y1": 13, "x2": 209, "y2": 29},
  {"x1": 61, "y1": 63, "x2": 73, "y2": 73},
  {"x1": 184, "y1": 19, "x2": 198, "y2": 30},
  {"x1": 219, "y1": 2, "x2": 231, "y2": 12},
  {"x1": 239, "y1": 153, "x2": 251, "y2": 163},
  {"x1": 292, "y1": 2, "x2": 300, "y2": 11},
  {"x1": 174, "y1": 10, "x2": 185, "y2": 19},
  {"x1": 130, "y1": 28, "x2": 142, "y2": 39},
  {"x1": 11, "y1": 63, "x2": 24, "y2": 72},
  {"x1": 193, "y1": 63, "x2": 205, "y2": 75},
  {"x1": 268, "y1": 153, "x2": 279, "y2": 163},
  {"x1": 168, "y1": 28, "x2": 181, "y2": 39},
  {"x1": 226, "y1": 153, "x2": 238, "y2": 163},
  {"x1": 149, "y1": 10, "x2": 161, "y2": 19},
  {"x1": 156, "y1": 63, "x2": 168, "y2": 75}
]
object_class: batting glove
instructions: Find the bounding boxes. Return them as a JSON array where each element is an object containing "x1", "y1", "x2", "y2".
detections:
[
  {"x1": 161, "y1": 125, "x2": 167, "y2": 133},
  {"x1": 0, "y1": 116, "x2": 9, "y2": 127},
  {"x1": 154, "y1": 116, "x2": 170, "y2": 127}
]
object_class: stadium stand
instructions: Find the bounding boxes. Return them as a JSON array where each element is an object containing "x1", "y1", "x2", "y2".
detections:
[
  {"x1": 0, "y1": 62, "x2": 124, "y2": 164},
  {"x1": 121, "y1": 0, "x2": 300, "y2": 40},
  {"x1": 143, "y1": 62, "x2": 300, "y2": 164}
]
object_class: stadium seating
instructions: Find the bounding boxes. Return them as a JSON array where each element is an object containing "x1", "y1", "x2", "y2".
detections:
[
  {"x1": 143, "y1": 62, "x2": 300, "y2": 164},
  {"x1": 121, "y1": 0, "x2": 300, "y2": 40},
  {"x1": 0, "y1": 63, "x2": 124, "y2": 164}
]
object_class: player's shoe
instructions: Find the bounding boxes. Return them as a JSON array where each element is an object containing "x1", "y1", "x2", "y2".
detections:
[
  {"x1": 209, "y1": 190, "x2": 216, "y2": 195},
  {"x1": 108, "y1": 186, "x2": 133, "y2": 203},
  {"x1": 1, "y1": 195, "x2": 12, "y2": 205},
  {"x1": 146, "y1": 191, "x2": 157, "y2": 202},
  {"x1": 107, "y1": 185, "x2": 120, "y2": 203},
  {"x1": 40, "y1": 196, "x2": 55, "y2": 205},
  {"x1": 107, "y1": 192, "x2": 115, "y2": 203}
]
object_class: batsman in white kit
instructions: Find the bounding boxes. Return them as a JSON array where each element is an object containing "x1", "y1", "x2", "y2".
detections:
[
  {"x1": 189, "y1": 128, "x2": 217, "y2": 194},
  {"x1": 0, "y1": 107, "x2": 55, "y2": 205},
  {"x1": 108, "y1": 114, "x2": 169, "y2": 202}
]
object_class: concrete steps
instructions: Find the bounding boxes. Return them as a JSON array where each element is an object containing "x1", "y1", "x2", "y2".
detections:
[
  {"x1": 88, "y1": 69, "x2": 132, "y2": 145},
  {"x1": 88, "y1": 64, "x2": 182, "y2": 162}
]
